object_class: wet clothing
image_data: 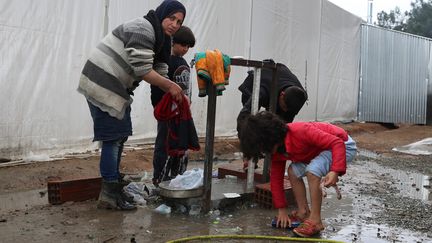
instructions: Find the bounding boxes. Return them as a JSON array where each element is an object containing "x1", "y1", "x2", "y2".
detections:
[
  {"x1": 153, "y1": 93, "x2": 200, "y2": 156},
  {"x1": 237, "y1": 62, "x2": 307, "y2": 131},
  {"x1": 270, "y1": 122, "x2": 357, "y2": 209},
  {"x1": 152, "y1": 93, "x2": 200, "y2": 182},
  {"x1": 151, "y1": 55, "x2": 193, "y2": 182}
]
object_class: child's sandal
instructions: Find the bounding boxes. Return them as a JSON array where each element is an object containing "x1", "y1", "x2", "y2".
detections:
[{"x1": 293, "y1": 219, "x2": 324, "y2": 237}]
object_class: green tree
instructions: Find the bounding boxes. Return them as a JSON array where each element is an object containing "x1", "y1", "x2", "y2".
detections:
[
  {"x1": 376, "y1": 0, "x2": 432, "y2": 38},
  {"x1": 405, "y1": 0, "x2": 432, "y2": 37},
  {"x1": 376, "y1": 7, "x2": 408, "y2": 31}
]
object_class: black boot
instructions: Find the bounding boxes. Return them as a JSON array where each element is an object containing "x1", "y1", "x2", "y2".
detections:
[{"x1": 97, "y1": 181, "x2": 136, "y2": 210}]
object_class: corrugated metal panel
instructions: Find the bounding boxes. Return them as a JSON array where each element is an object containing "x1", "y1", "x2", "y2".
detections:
[{"x1": 359, "y1": 24, "x2": 431, "y2": 124}]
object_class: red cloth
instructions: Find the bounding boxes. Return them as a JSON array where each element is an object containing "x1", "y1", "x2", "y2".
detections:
[
  {"x1": 270, "y1": 122, "x2": 348, "y2": 209},
  {"x1": 154, "y1": 94, "x2": 189, "y2": 120},
  {"x1": 154, "y1": 94, "x2": 200, "y2": 156}
]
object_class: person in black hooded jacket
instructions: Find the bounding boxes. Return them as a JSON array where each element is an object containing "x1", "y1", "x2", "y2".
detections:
[
  {"x1": 237, "y1": 59, "x2": 308, "y2": 135},
  {"x1": 237, "y1": 60, "x2": 308, "y2": 170}
]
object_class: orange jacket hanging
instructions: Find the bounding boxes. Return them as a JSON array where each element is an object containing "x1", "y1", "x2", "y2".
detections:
[{"x1": 194, "y1": 49, "x2": 231, "y2": 97}]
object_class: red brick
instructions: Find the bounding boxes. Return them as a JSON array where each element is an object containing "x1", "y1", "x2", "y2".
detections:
[
  {"x1": 254, "y1": 179, "x2": 294, "y2": 209},
  {"x1": 217, "y1": 163, "x2": 263, "y2": 181},
  {"x1": 47, "y1": 177, "x2": 102, "y2": 205}
]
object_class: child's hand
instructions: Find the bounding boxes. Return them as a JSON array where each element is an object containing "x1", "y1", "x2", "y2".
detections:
[
  {"x1": 323, "y1": 171, "x2": 339, "y2": 187},
  {"x1": 277, "y1": 208, "x2": 292, "y2": 228}
]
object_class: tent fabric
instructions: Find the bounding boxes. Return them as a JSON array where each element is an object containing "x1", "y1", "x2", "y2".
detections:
[{"x1": 0, "y1": 0, "x2": 362, "y2": 160}]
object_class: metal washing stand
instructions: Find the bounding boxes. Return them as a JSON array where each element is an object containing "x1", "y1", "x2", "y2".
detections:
[{"x1": 201, "y1": 58, "x2": 282, "y2": 212}]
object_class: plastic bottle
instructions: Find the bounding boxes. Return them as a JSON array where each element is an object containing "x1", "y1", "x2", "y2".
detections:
[{"x1": 271, "y1": 217, "x2": 301, "y2": 229}]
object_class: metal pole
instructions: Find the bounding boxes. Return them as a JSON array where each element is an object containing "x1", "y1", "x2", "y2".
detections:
[
  {"x1": 246, "y1": 67, "x2": 261, "y2": 191},
  {"x1": 202, "y1": 85, "x2": 217, "y2": 213},
  {"x1": 262, "y1": 64, "x2": 280, "y2": 183},
  {"x1": 229, "y1": 58, "x2": 278, "y2": 184}
]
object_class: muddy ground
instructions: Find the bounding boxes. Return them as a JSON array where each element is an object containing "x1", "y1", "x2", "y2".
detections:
[{"x1": 0, "y1": 122, "x2": 432, "y2": 242}]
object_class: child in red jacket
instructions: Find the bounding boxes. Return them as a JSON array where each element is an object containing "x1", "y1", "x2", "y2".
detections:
[{"x1": 239, "y1": 111, "x2": 356, "y2": 237}]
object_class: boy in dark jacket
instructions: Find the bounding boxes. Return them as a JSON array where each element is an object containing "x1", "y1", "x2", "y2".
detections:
[
  {"x1": 237, "y1": 60, "x2": 308, "y2": 170},
  {"x1": 239, "y1": 111, "x2": 356, "y2": 237},
  {"x1": 237, "y1": 60, "x2": 307, "y2": 128},
  {"x1": 151, "y1": 26, "x2": 196, "y2": 186}
]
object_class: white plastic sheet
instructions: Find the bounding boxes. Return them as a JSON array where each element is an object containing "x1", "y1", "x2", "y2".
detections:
[
  {"x1": 0, "y1": 0, "x2": 362, "y2": 160},
  {"x1": 392, "y1": 138, "x2": 432, "y2": 155},
  {"x1": 317, "y1": 0, "x2": 362, "y2": 121},
  {"x1": 0, "y1": 0, "x2": 105, "y2": 159}
]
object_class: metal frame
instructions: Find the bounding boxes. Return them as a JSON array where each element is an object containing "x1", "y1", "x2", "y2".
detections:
[{"x1": 202, "y1": 58, "x2": 281, "y2": 212}]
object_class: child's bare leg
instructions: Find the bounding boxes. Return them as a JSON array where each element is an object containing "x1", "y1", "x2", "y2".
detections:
[
  {"x1": 288, "y1": 166, "x2": 309, "y2": 218},
  {"x1": 306, "y1": 172, "x2": 324, "y2": 228}
]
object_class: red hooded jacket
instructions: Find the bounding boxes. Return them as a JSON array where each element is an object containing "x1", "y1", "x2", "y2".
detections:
[{"x1": 271, "y1": 122, "x2": 348, "y2": 208}]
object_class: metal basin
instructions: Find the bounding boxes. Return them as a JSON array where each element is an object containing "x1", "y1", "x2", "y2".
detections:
[{"x1": 158, "y1": 181, "x2": 204, "y2": 198}]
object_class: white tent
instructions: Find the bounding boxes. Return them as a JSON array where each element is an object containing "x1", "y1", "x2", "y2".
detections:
[{"x1": 0, "y1": 0, "x2": 362, "y2": 160}]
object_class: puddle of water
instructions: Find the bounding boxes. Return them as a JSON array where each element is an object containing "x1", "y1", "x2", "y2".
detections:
[
  {"x1": 320, "y1": 192, "x2": 430, "y2": 242},
  {"x1": 0, "y1": 188, "x2": 48, "y2": 214},
  {"x1": 127, "y1": 207, "x2": 431, "y2": 243},
  {"x1": 357, "y1": 161, "x2": 431, "y2": 202},
  {"x1": 354, "y1": 150, "x2": 431, "y2": 201},
  {"x1": 1, "y1": 192, "x2": 431, "y2": 243},
  {"x1": 1, "y1": 153, "x2": 431, "y2": 242}
]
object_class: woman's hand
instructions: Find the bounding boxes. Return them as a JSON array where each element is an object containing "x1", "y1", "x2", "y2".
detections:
[
  {"x1": 276, "y1": 208, "x2": 292, "y2": 228},
  {"x1": 141, "y1": 70, "x2": 183, "y2": 103},
  {"x1": 167, "y1": 81, "x2": 183, "y2": 103}
]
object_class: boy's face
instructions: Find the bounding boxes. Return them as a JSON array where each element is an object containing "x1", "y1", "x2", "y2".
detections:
[{"x1": 172, "y1": 43, "x2": 190, "y2": 57}]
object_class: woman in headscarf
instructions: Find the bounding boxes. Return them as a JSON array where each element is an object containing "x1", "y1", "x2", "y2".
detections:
[{"x1": 78, "y1": 0, "x2": 187, "y2": 210}]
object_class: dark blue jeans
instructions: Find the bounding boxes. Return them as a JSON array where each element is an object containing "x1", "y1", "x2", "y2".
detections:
[
  {"x1": 100, "y1": 137, "x2": 128, "y2": 181},
  {"x1": 87, "y1": 101, "x2": 132, "y2": 181},
  {"x1": 87, "y1": 101, "x2": 132, "y2": 141}
]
